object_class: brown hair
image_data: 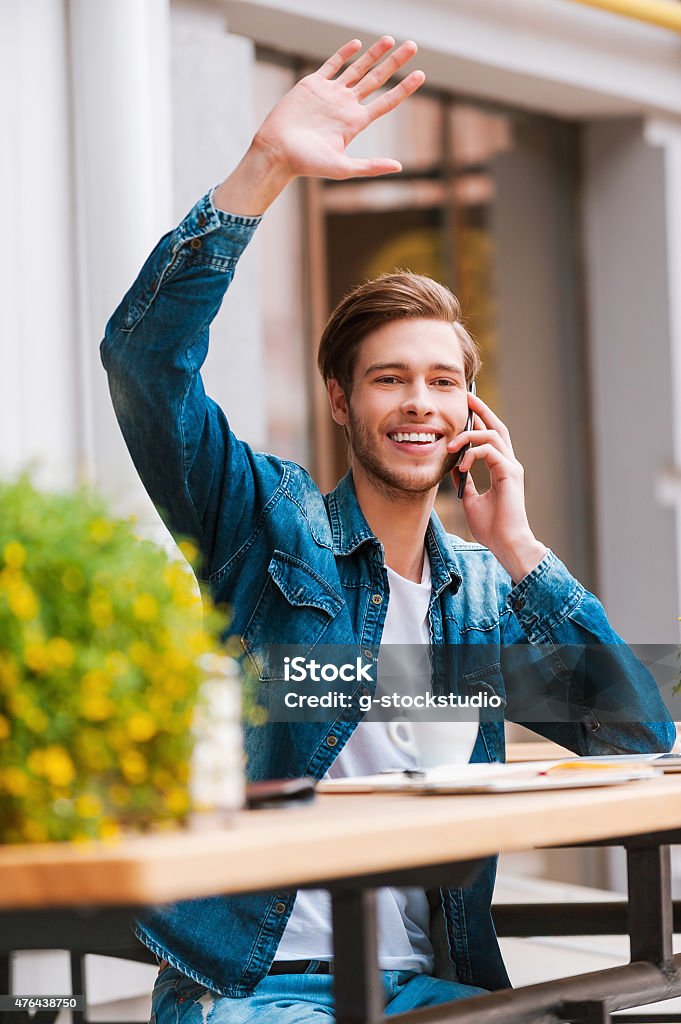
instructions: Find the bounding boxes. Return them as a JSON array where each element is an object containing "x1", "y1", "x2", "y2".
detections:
[{"x1": 317, "y1": 271, "x2": 481, "y2": 395}]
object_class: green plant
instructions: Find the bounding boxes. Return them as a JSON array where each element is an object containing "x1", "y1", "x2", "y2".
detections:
[{"x1": 0, "y1": 474, "x2": 230, "y2": 843}]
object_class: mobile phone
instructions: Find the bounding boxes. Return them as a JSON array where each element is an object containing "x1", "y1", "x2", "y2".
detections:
[
  {"x1": 454, "y1": 380, "x2": 476, "y2": 499},
  {"x1": 245, "y1": 777, "x2": 316, "y2": 809}
]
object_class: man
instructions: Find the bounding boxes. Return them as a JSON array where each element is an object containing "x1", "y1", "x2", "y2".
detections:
[{"x1": 101, "y1": 37, "x2": 674, "y2": 1022}]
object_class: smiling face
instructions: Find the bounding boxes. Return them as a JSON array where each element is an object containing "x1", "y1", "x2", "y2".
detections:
[{"x1": 328, "y1": 318, "x2": 470, "y2": 498}]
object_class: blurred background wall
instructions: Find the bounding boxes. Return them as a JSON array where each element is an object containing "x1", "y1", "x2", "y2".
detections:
[{"x1": 3, "y1": 0, "x2": 681, "y2": 990}]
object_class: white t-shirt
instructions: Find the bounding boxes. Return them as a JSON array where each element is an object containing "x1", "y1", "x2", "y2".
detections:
[{"x1": 274, "y1": 551, "x2": 478, "y2": 971}]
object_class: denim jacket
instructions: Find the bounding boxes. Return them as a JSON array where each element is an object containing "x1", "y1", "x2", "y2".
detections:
[{"x1": 101, "y1": 191, "x2": 674, "y2": 997}]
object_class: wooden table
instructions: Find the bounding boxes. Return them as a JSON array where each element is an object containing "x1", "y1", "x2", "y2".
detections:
[{"x1": 2, "y1": 777, "x2": 681, "y2": 1024}]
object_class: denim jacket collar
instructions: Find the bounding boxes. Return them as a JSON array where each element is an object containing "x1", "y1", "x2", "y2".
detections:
[{"x1": 326, "y1": 470, "x2": 462, "y2": 597}]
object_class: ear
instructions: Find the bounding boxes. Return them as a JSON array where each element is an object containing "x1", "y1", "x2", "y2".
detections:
[{"x1": 327, "y1": 378, "x2": 350, "y2": 426}]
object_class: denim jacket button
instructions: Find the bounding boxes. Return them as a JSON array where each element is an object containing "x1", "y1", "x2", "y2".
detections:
[
  {"x1": 513, "y1": 597, "x2": 526, "y2": 611},
  {"x1": 326, "y1": 735, "x2": 337, "y2": 747},
  {"x1": 190, "y1": 238, "x2": 202, "y2": 250},
  {"x1": 274, "y1": 902, "x2": 286, "y2": 914},
  {"x1": 197, "y1": 213, "x2": 207, "y2": 227},
  {"x1": 371, "y1": 594, "x2": 382, "y2": 605},
  {"x1": 362, "y1": 649, "x2": 373, "y2": 660}
]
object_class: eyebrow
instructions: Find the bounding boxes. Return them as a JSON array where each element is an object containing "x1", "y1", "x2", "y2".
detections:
[{"x1": 363, "y1": 361, "x2": 466, "y2": 377}]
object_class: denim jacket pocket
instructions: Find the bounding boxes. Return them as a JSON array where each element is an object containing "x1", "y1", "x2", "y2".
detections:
[
  {"x1": 461, "y1": 661, "x2": 507, "y2": 708},
  {"x1": 242, "y1": 551, "x2": 344, "y2": 681}
]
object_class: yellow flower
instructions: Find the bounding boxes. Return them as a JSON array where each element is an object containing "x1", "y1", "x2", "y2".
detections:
[
  {"x1": 9, "y1": 691, "x2": 33, "y2": 718},
  {"x1": 99, "y1": 819, "x2": 121, "y2": 840},
  {"x1": 164, "y1": 675, "x2": 189, "y2": 699},
  {"x1": 133, "y1": 593, "x2": 158, "y2": 623},
  {"x1": 153, "y1": 768, "x2": 175, "y2": 789},
  {"x1": 0, "y1": 657, "x2": 18, "y2": 690},
  {"x1": 128, "y1": 641, "x2": 152, "y2": 668},
  {"x1": 81, "y1": 668, "x2": 110, "y2": 692},
  {"x1": 40, "y1": 746, "x2": 76, "y2": 787},
  {"x1": 27, "y1": 749, "x2": 45, "y2": 774},
  {"x1": 76, "y1": 793, "x2": 103, "y2": 818},
  {"x1": 126, "y1": 712, "x2": 157, "y2": 742},
  {"x1": 120, "y1": 749, "x2": 147, "y2": 783},
  {"x1": 89, "y1": 518, "x2": 114, "y2": 544},
  {"x1": 47, "y1": 637, "x2": 75, "y2": 670},
  {"x1": 1, "y1": 766, "x2": 30, "y2": 796},
  {"x1": 8, "y1": 581, "x2": 39, "y2": 621},
  {"x1": 164, "y1": 788, "x2": 189, "y2": 815},
  {"x1": 3, "y1": 541, "x2": 26, "y2": 569},
  {"x1": 23, "y1": 640, "x2": 50, "y2": 673},
  {"x1": 81, "y1": 693, "x2": 114, "y2": 721},
  {"x1": 0, "y1": 715, "x2": 10, "y2": 740},
  {"x1": 147, "y1": 694, "x2": 169, "y2": 716}
]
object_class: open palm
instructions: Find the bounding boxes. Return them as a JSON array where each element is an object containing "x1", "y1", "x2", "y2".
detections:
[{"x1": 255, "y1": 37, "x2": 425, "y2": 180}]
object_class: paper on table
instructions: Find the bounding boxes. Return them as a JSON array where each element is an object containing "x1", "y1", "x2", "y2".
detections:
[{"x1": 316, "y1": 759, "x2": 662, "y2": 795}]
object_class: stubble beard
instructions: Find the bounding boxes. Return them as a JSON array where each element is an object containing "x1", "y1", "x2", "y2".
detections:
[{"x1": 346, "y1": 408, "x2": 458, "y2": 502}]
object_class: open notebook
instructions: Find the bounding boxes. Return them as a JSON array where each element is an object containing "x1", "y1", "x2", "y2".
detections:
[{"x1": 316, "y1": 757, "x2": 663, "y2": 795}]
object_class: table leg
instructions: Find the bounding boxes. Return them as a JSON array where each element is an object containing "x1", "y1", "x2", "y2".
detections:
[
  {"x1": 626, "y1": 842, "x2": 673, "y2": 965},
  {"x1": 561, "y1": 1000, "x2": 611, "y2": 1023},
  {"x1": 331, "y1": 888, "x2": 383, "y2": 1024}
]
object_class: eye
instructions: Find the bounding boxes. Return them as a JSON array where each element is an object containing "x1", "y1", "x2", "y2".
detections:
[
  {"x1": 432, "y1": 378, "x2": 459, "y2": 388},
  {"x1": 375, "y1": 376, "x2": 401, "y2": 385}
]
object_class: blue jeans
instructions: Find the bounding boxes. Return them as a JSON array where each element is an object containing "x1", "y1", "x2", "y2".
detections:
[{"x1": 151, "y1": 965, "x2": 487, "y2": 1023}]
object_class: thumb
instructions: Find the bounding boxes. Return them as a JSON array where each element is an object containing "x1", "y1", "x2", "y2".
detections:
[{"x1": 333, "y1": 156, "x2": 402, "y2": 179}]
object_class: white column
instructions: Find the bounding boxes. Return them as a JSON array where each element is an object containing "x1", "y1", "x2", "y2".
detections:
[
  {"x1": 583, "y1": 118, "x2": 679, "y2": 644},
  {"x1": 68, "y1": 0, "x2": 173, "y2": 518},
  {"x1": 645, "y1": 119, "x2": 681, "y2": 643},
  {"x1": 171, "y1": 12, "x2": 267, "y2": 451},
  {"x1": 0, "y1": 0, "x2": 78, "y2": 487}
]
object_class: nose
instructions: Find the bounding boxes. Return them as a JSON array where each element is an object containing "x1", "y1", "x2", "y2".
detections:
[{"x1": 399, "y1": 381, "x2": 434, "y2": 419}]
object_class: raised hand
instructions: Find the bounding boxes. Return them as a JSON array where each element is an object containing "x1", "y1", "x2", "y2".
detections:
[
  {"x1": 254, "y1": 37, "x2": 425, "y2": 180},
  {"x1": 213, "y1": 37, "x2": 425, "y2": 215},
  {"x1": 448, "y1": 392, "x2": 548, "y2": 584}
]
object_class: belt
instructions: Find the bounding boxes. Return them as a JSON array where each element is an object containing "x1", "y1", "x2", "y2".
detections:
[{"x1": 268, "y1": 960, "x2": 332, "y2": 975}]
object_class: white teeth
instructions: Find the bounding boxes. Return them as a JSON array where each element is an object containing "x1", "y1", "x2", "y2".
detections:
[{"x1": 389, "y1": 432, "x2": 438, "y2": 443}]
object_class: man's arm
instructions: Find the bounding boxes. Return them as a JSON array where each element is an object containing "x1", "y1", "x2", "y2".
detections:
[
  {"x1": 100, "y1": 38, "x2": 424, "y2": 574},
  {"x1": 498, "y1": 553, "x2": 675, "y2": 755},
  {"x1": 447, "y1": 393, "x2": 674, "y2": 753}
]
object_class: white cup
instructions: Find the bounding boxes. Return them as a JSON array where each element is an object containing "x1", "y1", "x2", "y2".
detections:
[{"x1": 387, "y1": 718, "x2": 479, "y2": 769}]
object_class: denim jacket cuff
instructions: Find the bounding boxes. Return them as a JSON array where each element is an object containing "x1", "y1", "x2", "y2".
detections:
[
  {"x1": 506, "y1": 549, "x2": 585, "y2": 642},
  {"x1": 169, "y1": 189, "x2": 262, "y2": 260}
]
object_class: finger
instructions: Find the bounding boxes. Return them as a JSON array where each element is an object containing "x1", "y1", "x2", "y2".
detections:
[
  {"x1": 353, "y1": 39, "x2": 418, "y2": 100},
  {"x1": 365, "y1": 69, "x2": 426, "y2": 123},
  {"x1": 448, "y1": 428, "x2": 510, "y2": 458},
  {"x1": 458, "y1": 443, "x2": 516, "y2": 475},
  {"x1": 316, "y1": 39, "x2": 363, "y2": 79},
  {"x1": 337, "y1": 36, "x2": 395, "y2": 86},
  {"x1": 469, "y1": 392, "x2": 513, "y2": 449},
  {"x1": 331, "y1": 156, "x2": 403, "y2": 179}
]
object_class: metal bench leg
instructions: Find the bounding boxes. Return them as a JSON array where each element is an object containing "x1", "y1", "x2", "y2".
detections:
[
  {"x1": 626, "y1": 842, "x2": 673, "y2": 965},
  {"x1": 332, "y1": 888, "x2": 383, "y2": 1024}
]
